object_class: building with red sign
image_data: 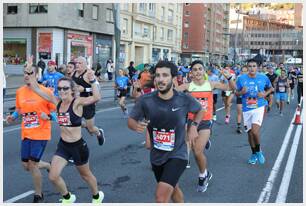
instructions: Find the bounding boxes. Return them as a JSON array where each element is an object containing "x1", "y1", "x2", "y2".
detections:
[{"x1": 4, "y1": 3, "x2": 114, "y2": 74}]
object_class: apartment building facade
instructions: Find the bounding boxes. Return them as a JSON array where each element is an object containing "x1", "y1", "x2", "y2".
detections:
[
  {"x1": 181, "y1": 3, "x2": 230, "y2": 65},
  {"x1": 119, "y1": 3, "x2": 183, "y2": 67},
  {"x1": 4, "y1": 3, "x2": 114, "y2": 74}
]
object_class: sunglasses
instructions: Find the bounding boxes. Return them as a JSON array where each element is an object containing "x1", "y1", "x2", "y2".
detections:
[
  {"x1": 24, "y1": 71, "x2": 34, "y2": 75},
  {"x1": 58, "y1": 86, "x2": 70, "y2": 91}
]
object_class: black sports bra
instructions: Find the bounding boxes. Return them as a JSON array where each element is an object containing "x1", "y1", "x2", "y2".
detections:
[{"x1": 57, "y1": 98, "x2": 82, "y2": 127}]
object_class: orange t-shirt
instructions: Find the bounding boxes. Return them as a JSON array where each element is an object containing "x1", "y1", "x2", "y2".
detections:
[
  {"x1": 139, "y1": 71, "x2": 152, "y2": 88},
  {"x1": 16, "y1": 85, "x2": 56, "y2": 140}
]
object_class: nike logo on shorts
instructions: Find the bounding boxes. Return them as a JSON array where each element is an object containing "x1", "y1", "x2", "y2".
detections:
[{"x1": 172, "y1": 108, "x2": 180, "y2": 112}]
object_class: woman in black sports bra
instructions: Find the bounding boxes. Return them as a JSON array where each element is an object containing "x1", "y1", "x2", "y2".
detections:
[{"x1": 29, "y1": 70, "x2": 104, "y2": 203}]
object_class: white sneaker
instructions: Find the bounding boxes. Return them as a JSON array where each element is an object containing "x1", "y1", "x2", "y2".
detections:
[{"x1": 92, "y1": 191, "x2": 104, "y2": 203}]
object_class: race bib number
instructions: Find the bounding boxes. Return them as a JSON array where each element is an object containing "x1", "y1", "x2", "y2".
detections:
[
  {"x1": 279, "y1": 86, "x2": 286, "y2": 93},
  {"x1": 58, "y1": 113, "x2": 71, "y2": 126},
  {"x1": 23, "y1": 112, "x2": 40, "y2": 129},
  {"x1": 153, "y1": 128, "x2": 175, "y2": 151},
  {"x1": 197, "y1": 97, "x2": 208, "y2": 112},
  {"x1": 246, "y1": 97, "x2": 258, "y2": 109}
]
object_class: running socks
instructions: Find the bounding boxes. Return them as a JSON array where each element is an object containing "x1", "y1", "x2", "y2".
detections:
[
  {"x1": 255, "y1": 144, "x2": 260, "y2": 152},
  {"x1": 63, "y1": 192, "x2": 71, "y2": 200},
  {"x1": 251, "y1": 147, "x2": 256, "y2": 154},
  {"x1": 199, "y1": 170, "x2": 208, "y2": 178},
  {"x1": 92, "y1": 193, "x2": 100, "y2": 199}
]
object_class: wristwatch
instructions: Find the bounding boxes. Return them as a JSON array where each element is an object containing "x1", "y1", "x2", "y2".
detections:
[{"x1": 191, "y1": 121, "x2": 199, "y2": 127}]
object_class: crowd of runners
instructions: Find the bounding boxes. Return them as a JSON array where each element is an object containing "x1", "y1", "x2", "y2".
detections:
[{"x1": 5, "y1": 55, "x2": 303, "y2": 203}]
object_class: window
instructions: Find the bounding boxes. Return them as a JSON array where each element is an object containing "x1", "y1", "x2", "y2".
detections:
[
  {"x1": 161, "y1": 7, "x2": 165, "y2": 20},
  {"x1": 148, "y1": 3, "x2": 155, "y2": 16},
  {"x1": 7, "y1": 5, "x2": 18, "y2": 14},
  {"x1": 134, "y1": 22, "x2": 142, "y2": 36},
  {"x1": 185, "y1": 10, "x2": 190, "y2": 16},
  {"x1": 184, "y1": 21, "x2": 189, "y2": 28},
  {"x1": 168, "y1": 9, "x2": 173, "y2": 23},
  {"x1": 167, "y1": 29, "x2": 173, "y2": 41},
  {"x1": 143, "y1": 26, "x2": 150, "y2": 38},
  {"x1": 122, "y1": 18, "x2": 128, "y2": 34},
  {"x1": 183, "y1": 32, "x2": 188, "y2": 41},
  {"x1": 92, "y1": 5, "x2": 98, "y2": 20},
  {"x1": 78, "y1": 3, "x2": 84, "y2": 17},
  {"x1": 106, "y1": 8, "x2": 113, "y2": 22},
  {"x1": 29, "y1": 4, "x2": 48, "y2": 14},
  {"x1": 139, "y1": 3, "x2": 145, "y2": 13},
  {"x1": 160, "y1": 28, "x2": 164, "y2": 40}
]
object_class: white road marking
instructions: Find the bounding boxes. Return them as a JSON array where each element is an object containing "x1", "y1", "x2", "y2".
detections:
[
  {"x1": 275, "y1": 123, "x2": 303, "y2": 203},
  {"x1": 216, "y1": 106, "x2": 225, "y2": 111},
  {"x1": 4, "y1": 190, "x2": 34, "y2": 203},
  {"x1": 257, "y1": 110, "x2": 297, "y2": 203}
]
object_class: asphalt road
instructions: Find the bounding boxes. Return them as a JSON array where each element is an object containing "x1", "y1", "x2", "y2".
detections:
[{"x1": 3, "y1": 96, "x2": 303, "y2": 203}]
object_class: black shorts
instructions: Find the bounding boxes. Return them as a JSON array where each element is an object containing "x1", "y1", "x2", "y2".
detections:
[
  {"x1": 187, "y1": 119, "x2": 213, "y2": 131},
  {"x1": 236, "y1": 96, "x2": 242, "y2": 104},
  {"x1": 83, "y1": 104, "x2": 96, "y2": 120},
  {"x1": 213, "y1": 94, "x2": 218, "y2": 104},
  {"x1": 117, "y1": 88, "x2": 127, "y2": 98},
  {"x1": 151, "y1": 158, "x2": 187, "y2": 188},
  {"x1": 55, "y1": 138, "x2": 89, "y2": 166}
]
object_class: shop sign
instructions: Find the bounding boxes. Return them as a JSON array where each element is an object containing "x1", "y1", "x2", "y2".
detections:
[{"x1": 38, "y1": 33, "x2": 52, "y2": 53}]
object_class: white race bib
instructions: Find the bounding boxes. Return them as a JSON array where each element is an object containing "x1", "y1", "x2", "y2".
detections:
[
  {"x1": 153, "y1": 128, "x2": 175, "y2": 151},
  {"x1": 23, "y1": 112, "x2": 40, "y2": 129}
]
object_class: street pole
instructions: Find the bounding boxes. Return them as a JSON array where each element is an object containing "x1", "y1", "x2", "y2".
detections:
[
  {"x1": 112, "y1": 3, "x2": 121, "y2": 101},
  {"x1": 234, "y1": 4, "x2": 241, "y2": 65}
]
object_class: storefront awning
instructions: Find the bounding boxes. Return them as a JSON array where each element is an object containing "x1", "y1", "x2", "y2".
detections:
[{"x1": 4, "y1": 38, "x2": 26, "y2": 44}]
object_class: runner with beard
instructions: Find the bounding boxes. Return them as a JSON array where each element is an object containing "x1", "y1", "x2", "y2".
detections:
[{"x1": 128, "y1": 61, "x2": 204, "y2": 202}]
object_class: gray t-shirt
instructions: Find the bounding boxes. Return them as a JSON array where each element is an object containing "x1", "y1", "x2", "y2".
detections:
[{"x1": 129, "y1": 90, "x2": 202, "y2": 165}]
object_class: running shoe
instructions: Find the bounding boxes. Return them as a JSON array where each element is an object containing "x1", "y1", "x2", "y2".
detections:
[
  {"x1": 97, "y1": 128, "x2": 105, "y2": 146},
  {"x1": 213, "y1": 115, "x2": 217, "y2": 121},
  {"x1": 92, "y1": 191, "x2": 104, "y2": 203},
  {"x1": 60, "y1": 193, "x2": 76, "y2": 203},
  {"x1": 197, "y1": 171, "x2": 213, "y2": 192},
  {"x1": 33, "y1": 193, "x2": 44, "y2": 203},
  {"x1": 256, "y1": 151, "x2": 265, "y2": 164},
  {"x1": 280, "y1": 112, "x2": 283, "y2": 116},
  {"x1": 236, "y1": 126, "x2": 242, "y2": 134},
  {"x1": 225, "y1": 115, "x2": 230, "y2": 124},
  {"x1": 205, "y1": 139, "x2": 211, "y2": 150},
  {"x1": 248, "y1": 154, "x2": 258, "y2": 164}
]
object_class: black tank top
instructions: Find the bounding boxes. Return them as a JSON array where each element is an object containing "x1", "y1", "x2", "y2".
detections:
[
  {"x1": 72, "y1": 70, "x2": 92, "y2": 97},
  {"x1": 276, "y1": 77, "x2": 288, "y2": 93},
  {"x1": 57, "y1": 98, "x2": 82, "y2": 127}
]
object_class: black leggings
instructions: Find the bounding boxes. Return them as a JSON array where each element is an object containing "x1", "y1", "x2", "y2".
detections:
[{"x1": 297, "y1": 84, "x2": 303, "y2": 104}]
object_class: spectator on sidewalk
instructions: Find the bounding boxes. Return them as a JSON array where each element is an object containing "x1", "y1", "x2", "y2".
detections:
[
  {"x1": 128, "y1": 61, "x2": 137, "y2": 79},
  {"x1": 106, "y1": 59, "x2": 114, "y2": 80}
]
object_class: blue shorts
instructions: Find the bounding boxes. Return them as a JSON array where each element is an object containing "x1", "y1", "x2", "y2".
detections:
[
  {"x1": 275, "y1": 92, "x2": 288, "y2": 102},
  {"x1": 21, "y1": 138, "x2": 48, "y2": 162}
]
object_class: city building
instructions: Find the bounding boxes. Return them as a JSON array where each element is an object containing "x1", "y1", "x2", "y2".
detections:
[
  {"x1": 229, "y1": 4, "x2": 302, "y2": 63},
  {"x1": 181, "y1": 3, "x2": 230, "y2": 66},
  {"x1": 4, "y1": 3, "x2": 114, "y2": 74},
  {"x1": 119, "y1": 3, "x2": 183, "y2": 67}
]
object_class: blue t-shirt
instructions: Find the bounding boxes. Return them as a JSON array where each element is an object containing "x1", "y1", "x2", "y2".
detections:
[
  {"x1": 236, "y1": 73, "x2": 272, "y2": 112},
  {"x1": 116, "y1": 76, "x2": 129, "y2": 89},
  {"x1": 40, "y1": 71, "x2": 64, "y2": 96}
]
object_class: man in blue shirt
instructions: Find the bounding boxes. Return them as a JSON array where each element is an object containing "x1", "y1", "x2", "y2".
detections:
[
  {"x1": 235, "y1": 59, "x2": 274, "y2": 165},
  {"x1": 40, "y1": 60, "x2": 64, "y2": 97}
]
